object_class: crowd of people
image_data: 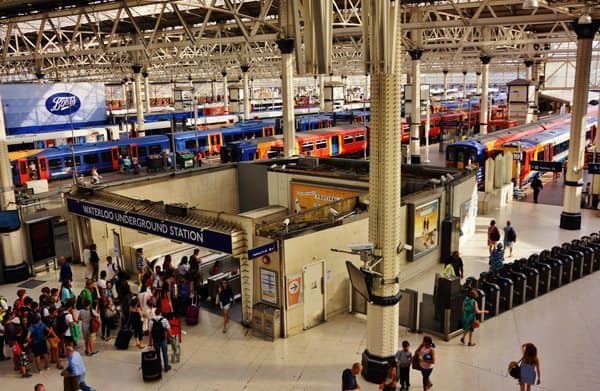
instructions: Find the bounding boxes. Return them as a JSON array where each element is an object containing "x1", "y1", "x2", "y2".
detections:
[{"x1": 0, "y1": 246, "x2": 236, "y2": 389}]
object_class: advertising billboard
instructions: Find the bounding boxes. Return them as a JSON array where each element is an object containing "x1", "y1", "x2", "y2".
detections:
[
  {"x1": 0, "y1": 82, "x2": 107, "y2": 134},
  {"x1": 290, "y1": 182, "x2": 360, "y2": 213},
  {"x1": 410, "y1": 199, "x2": 440, "y2": 259}
]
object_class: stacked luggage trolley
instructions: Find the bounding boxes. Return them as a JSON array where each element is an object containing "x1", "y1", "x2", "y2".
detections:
[{"x1": 423, "y1": 232, "x2": 600, "y2": 340}]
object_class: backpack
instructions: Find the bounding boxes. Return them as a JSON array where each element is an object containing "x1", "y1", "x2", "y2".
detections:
[
  {"x1": 56, "y1": 312, "x2": 69, "y2": 334},
  {"x1": 506, "y1": 228, "x2": 516, "y2": 242},
  {"x1": 151, "y1": 318, "x2": 166, "y2": 342},
  {"x1": 490, "y1": 227, "x2": 500, "y2": 242},
  {"x1": 75, "y1": 294, "x2": 85, "y2": 310}
]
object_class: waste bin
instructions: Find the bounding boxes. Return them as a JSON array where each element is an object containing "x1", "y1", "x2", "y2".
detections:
[
  {"x1": 263, "y1": 306, "x2": 281, "y2": 341},
  {"x1": 176, "y1": 152, "x2": 194, "y2": 169}
]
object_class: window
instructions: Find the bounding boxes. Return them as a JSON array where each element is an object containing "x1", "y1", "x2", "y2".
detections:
[
  {"x1": 355, "y1": 134, "x2": 365, "y2": 142},
  {"x1": 49, "y1": 159, "x2": 62, "y2": 170},
  {"x1": 197, "y1": 138, "x2": 207, "y2": 147},
  {"x1": 316, "y1": 139, "x2": 327, "y2": 149},
  {"x1": 301, "y1": 142, "x2": 314, "y2": 152},
  {"x1": 119, "y1": 146, "x2": 129, "y2": 156},
  {"x1": 553, "y1": 140, "x2": 569, "y2": 156},
  {"x1": 83, "y1": 153, "x2": 99, "y2": 164},
  {"x1": 100, "y1": 151, "x2": 112, "y2": 162},
  {"x1": 138, "y1": 147, "x2": 147, "y2": 157},
  {"x1": 537, "y1": 151, "x2": 545, "y2": 161},
  {"x1": 149, "y1": 144, "x2": 162, "y2": 154},
  {"x1": 185, "y1": 140, "x2": 197, "y2": 149},
  {"x1": 343, "y1": 135, "x2": 354, "y2": 144},
  {"x1": 64, "y1": 156, "x2": 80, "y2": 167}
]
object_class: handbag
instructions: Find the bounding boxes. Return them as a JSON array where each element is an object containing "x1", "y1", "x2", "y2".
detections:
[
  {"x1": 472, "y1": 319, "x2": 480, "y2": 328},
  {"x1": 411, "y1": 353, "x2": 421, "y2": 370},
  {"x1": 90, "y1": 316, "x2": 101, "y2": 333},
  {"x1": 508, "y1": 360, "x2": 521, "y2": 379}
]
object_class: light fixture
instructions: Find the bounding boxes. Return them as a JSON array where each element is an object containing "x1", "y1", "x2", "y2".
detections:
[
  {"x1": 578, "y1": 11, "x2": 592, "y2": 25},
  {"x1": 522, "y1": 0, "x2": 538, "y2": 10}
]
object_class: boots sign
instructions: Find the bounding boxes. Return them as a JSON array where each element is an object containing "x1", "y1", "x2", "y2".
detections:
[{"x1": 45, "y1": 92, "x2": 81, "y2": 115}]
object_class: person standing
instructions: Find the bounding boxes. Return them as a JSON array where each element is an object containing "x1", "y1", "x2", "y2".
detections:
[
  {"x1": 218, "y1": 279, "x2": 234, "y2": 333},
  {"x1": 26, "y1": 314, "x2": 51, "y2": 372},
  {"x1": 58, "y1": 256, "x2": 72, "y2": 284},
  {"x1": 489, "y1": 243, "x2": 505, "y2": 273},
  {"x1": 451, "y1": 251, "x2": 464, "y2": 279},
  {"x1": 78, "y1": 299, "x2": 98, "y2": 356},
  {"x1": 89, "y1": 244, "x2": 100, "y2": 282},
  {"x1": 380, "y1": 358, "x2": 398, "y2": 391},
  {"x1": 460, "y1": 290, "x2": 488, "y2": 346},
  {"x1": 487, "y1": 220, "x2": 501, "y2": 255},
  {"x1": 416, "y1": 336, "x2": 435, "y2": 391},
  {"x1": 341, "y1": 362, "x2": 361, "y2": 391},
  {"x1": 136, "y1": 248, "x2": 147, "y2": 286},
  {"x1": 503, "y1": 221, "x2": 517, "y2": 258},
  {"x1": 105, "y1": 256, "x2": 120, "y2": 288},
  {"x1": 519, "y1": 343, "x2": 541, "y2": 391},
  {"x1": 398, "y1": 340, "x2": 412, "y2": 391},
  {"x1": 530, "y1": 176, "x2": 543, "y2": 204},
  {"x1": 149, "y1": 308, "x2": 171, "y2": 372},
  {"x1": 63, "y1": 344, "x2": 95, "y2": 391}
]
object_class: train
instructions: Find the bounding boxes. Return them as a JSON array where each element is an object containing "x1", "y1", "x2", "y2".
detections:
[{"x1": 445, "y1": 107, "x2": 598, "y2": 187}]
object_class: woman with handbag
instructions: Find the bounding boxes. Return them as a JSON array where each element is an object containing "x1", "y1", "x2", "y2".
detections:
[
  {"x1": 460, "y1": 289, "x2": 488, "y2": 346},
  {"x1": 519, "y1": 343, "x2": 541, "y2": 390},
  {"x1": 415, "y1": 336, "x2": 435, "y2": 390}
]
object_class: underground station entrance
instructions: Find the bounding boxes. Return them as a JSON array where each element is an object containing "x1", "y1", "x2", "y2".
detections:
[{"x1": 66, "y1": 188, "x2": 250, "y2": 324}]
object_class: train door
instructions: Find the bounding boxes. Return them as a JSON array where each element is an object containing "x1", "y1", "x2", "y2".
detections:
[
  {"x1": 36, "y1": 157, "x2": 49, "y2": 180},
  {"x1": 263, "y1": 126, "x2": 274, "y2": 137},
  {"x1": 331, "y1": 135, "x2": 340, "y2": 156},
  {"x1": 110, "y1": 147, "x2": 120, "y2": 170},
  {"x1": 544, "y1": 144, "x2": 552, "y2": 161},
  {"x1": 17, "y1": 158, "x2": 30, "y2": 184},
  {"x1": 209, "y1": 133, "x2": 221, "y2": 153},
  {"x1": 129, "y1": 144, "x2": 139, "y2": 160}
]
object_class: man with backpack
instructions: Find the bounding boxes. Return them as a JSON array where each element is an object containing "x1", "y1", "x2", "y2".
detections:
[
  {"x1": 503, "y1": 220, "x2": 517, "y2": 258},
  {"x1": 148, "y1": 308, "x2": 172, "y2": 372},
  {"x1": 487, "y1": 220, "x2": 501, "y2": 255}
]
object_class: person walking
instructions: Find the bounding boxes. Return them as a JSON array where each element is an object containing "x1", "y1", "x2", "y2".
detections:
[
  {"x1": 380, "y1": 358, "x2": 398, "y2": 391},
  {"x1": 341, "y1": 362, "x2": 361, "y2": 391},
  {"x1": 530, "y1": 176, "x2": 543, "y2": 204},
  {"x1": 218, "y1": 279, "x2": 234, "y2": 333},
  {"x1": 105, "y1": 256, "x2": 120, "y2": 288},
  {"x1": 58, "y1": 256, "x2": 72, "y2": 284},
  {"x1": 489, "y1": 242, "x2": 505, "y2": 273},
  {"x1": 519, "y1": 343, "x2": 541, "y2": 391},
  {"x1": 89, "y1": 244, "x2": 100, "y2": 282},
  {"x1": 487, "y1": 220, "x2": 501, "y2": 255},
  {"x1": 460, "y1": 289, "x2": 489, "y2": 346},
  {"x1": 149, "y1": 308, "x2": 172, "y2": 372},
  {"x1": 503, "y1": 221, "x2": 517, "y2": 258},
  {"x1": 416, "y1": 336, "x2": 435, "y2": 390},
  {"x1": 398, "y1": 340, "x2": 412, "y2": 391},
  {"x1": 63, "y1": 344, "x2": 95, "y2": 391}
]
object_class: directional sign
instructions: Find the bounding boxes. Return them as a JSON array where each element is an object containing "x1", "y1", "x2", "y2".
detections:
[
  {"x1": 589, "y1": 163, "x2": 600, "y2": 175},
  {"x1": 512, "y1": 152, "x2": 523, "y2": 161},
  {"x1": 530, "y1": 160, "x2": 563, "y2": 173}
]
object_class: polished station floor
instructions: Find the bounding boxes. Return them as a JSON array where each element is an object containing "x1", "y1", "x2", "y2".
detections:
[{"x1": 1, "y1": 204, "x2": 599, "y2": 390}]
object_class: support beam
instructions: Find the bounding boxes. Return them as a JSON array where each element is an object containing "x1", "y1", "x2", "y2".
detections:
[
  {"x1": 277, "y1": 38, "x2": 296, "y2": 157},
  {"x1": 132, "y1": 64, "x2": 145, "y2": 136},
  {"x1": 592, "y1": 93, "x2": 600, "y2": 209},
  {"x1": 462, "y1": 70, "x2": 467, "y2": 99},
  {"x1": 560, "y1": 21, "x2": 600, "y2": 230},
  {"x1": 319, "y1": 74, "x2": 325, "y2": 111},
  {"x1": 222, "y1": 70, "x2": 229, "y2": 112},
  {"x1": 409, "y1": 49, "x2": 423, "y2": 164},
  {"x1": 476, "y1": 71, "x2": 482, "y2": 95},
  {"x1": 241, "y1": 64, "x2": 250, "y2": 121},
  {"x1": 442, "y1": 69, "x2": 448, "y2": 100},
  {"x1": 479, "y1": 56, "x2": 492, "y2": 135},
  {"x1": 143, "y1": 70, "x2": 150, "y2": 113},
  {"x1": 524, "y1": 60, "x2": 534, "y2": 81}
]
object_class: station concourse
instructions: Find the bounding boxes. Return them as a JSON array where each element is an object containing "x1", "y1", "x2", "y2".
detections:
[{"x1": 0, "y1": 2, "x2": 599, "y2": 391}]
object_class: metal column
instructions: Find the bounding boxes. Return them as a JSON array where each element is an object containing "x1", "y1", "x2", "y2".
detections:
[
  {"x1": 442, "y1": 69, "x2": 448, "y2": 100},
  {"x1": 480, "y1": 56, "x2": 492, "y2": 135},
  {"x1": 319, "y1": 74, "x2": 325, "y2": 112},
  {"x1": 278, "y1": 39, "x2": 296, "y2": 157},
  {"x1": 409, "y1": 49, "x2": 423, "y2": 164},
  {"x1": 462, "y1": 70, "x2": 468, "y2": 99},
  {"x1": 361, "y1": 0, "x2": 403, "y2": 383},
  {"x1": 132, "y1": 65, "x2": 145, "y2": 137},
  {"x1": 592, "y1": 93, "x2": 600, "y2": 208},
  {"x1": 222, "y1": 71, "x2": 228, "y2": 112},
  {"x1": 241, "y1": 65, "x2": 250, "y2": 121},
  {"x1": 143, "y1": 71, "x2": 151, "y2": 113},
  {"x1": 560, "y1": 21, "x2": 600, "y2": 230},
  {"x1": 524, "y1": 60, "x2": 534, "y2": 81}
]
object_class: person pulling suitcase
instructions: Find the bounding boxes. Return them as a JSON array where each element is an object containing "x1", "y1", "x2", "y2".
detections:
[{"x1": 148, "y1": 308, "x2": 172, "y2": 373}]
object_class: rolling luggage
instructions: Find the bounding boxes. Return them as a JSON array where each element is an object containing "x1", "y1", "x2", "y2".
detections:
[
  {"x1": 115, "y1": 328, "x2": 132, "y2": 350},
  {"x1": 141, "y1": 350, "x2": 162, "y2": 381},
  {"x1": 185, "y1": 296, "x2": 199, "y2": 326}
]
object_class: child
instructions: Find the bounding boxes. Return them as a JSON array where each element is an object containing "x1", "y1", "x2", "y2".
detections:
[
  {"x1": 12, "y1": 340, "x2": 31, "y2": 378},
  {"x1": 399, "y1": 340, "x2": 412, "y2": 390}
]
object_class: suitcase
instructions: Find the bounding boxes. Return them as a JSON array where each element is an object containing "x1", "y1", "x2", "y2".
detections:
[
  {"x1": 141, "y1": 350, "x2": 162, "y2": 381},
  {"x1": 185, "y1": 297, "x2": 199, "y2": 326},
  {"x1": 168, "y1": 319, "x2": 182, "y2": 342},
  {"x1": 114, "y1": 328, "x2": 132, "y2": 350}
]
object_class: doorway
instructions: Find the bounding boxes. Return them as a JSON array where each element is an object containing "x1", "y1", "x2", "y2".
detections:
[{"x1": 303, "y1": 260, "x2": 325, "y2": 329}]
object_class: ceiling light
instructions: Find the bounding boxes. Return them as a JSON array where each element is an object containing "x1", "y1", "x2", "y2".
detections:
[
  {"x1": 578, "y1": 12, "x2": 592, "y2": 25},
  {"x1": 522, "y1": 0, "x2": 538, "y2": 10}
]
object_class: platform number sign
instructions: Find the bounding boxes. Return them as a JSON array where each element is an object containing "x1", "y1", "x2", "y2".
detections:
[
  {"x1": 512, "y1": 152, "x2": 523, "y2": 161},
  {"x1": 589, "y1": 163, "x2": 600, "y2": 175}
]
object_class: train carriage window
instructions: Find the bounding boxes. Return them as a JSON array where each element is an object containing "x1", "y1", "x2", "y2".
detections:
[
  {"x1": 138, "y1": 147, "x2": 147, "y2": 157},
  {"x1": 100, "y1": 151, "x2": 112, "y2": 162},
  {"x1": 316, "y1": 140, "x2": 327, "y2": 149},
  {"x1": 185, "y1": 140, "x2": 197, "y2": 149},
  {"x1": 149, "y1": 144, "x2": 162, "y2": 154},
  {"x1": 64, "y1": 156, "x2": 80, "y2": 167},
  {"x1": 355, "y1": 134, "x2": 365, "y2": 142},
  {"x1": 301, "y1": 142, "x2": 314, "y2": 152},
  {"x1": 83, "y1": 154, "x2": 99, "y2": 164},
  {"x1": 119, "y1": 146, "x2": 129, "y2": 156},
  {"x1": 343, "y1": 135, "x2": 354, "y2": 144},
  {"x1": 49, "y1": 159, "x2": 62, "y2": 170},
  {"x1": 198, "y1": 138, "x2": 207, "y2": 147},
  {"x1": 537, "y1": 151, "x2": 545, "y2": 161}
]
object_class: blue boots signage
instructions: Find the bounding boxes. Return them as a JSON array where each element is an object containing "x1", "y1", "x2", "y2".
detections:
[
  {"x1": 67, "y1": 198, "x2": 233, "y2": 254},
  {"x1": 45, "y1": 92, "x2": 81, "y2": 115}
]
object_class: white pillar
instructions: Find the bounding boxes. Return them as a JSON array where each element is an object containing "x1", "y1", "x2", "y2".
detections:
[
  {"x1": 560, "y1": 22, "x2": 599, "y2": 230},
  {"x1": 319, "y1": 74, "x2": 325, "y2": 112},
  {"x1": 143, "y1": 72, "x2": 151, "y2": 113},
  {"x1": 0, "y1": 97, "x2": 27, "y2": 280},
  {"x1": 524, "y1": 60, "x2": 534, "y2": 81},
  {"x1": 442, "y1": 69, "x2": 448, "y2": 100},
  {"x1": 476, "y1": 71, "x2": 482, "y2": 95},
  {"x1": 424, "y1": 99, "x2": 431, "y2": 163},
  {"x1": 241, "y1": 66, "x2": 251, "y2": 121},
  {"x1": 222, "y1": 71, "x2": 229, "y2": 112},
  {"x1": 480, "y1": 56, "x2": 491, "y2": 135},
  {"x1": 132, "y1": 65, "x2": 145, "y2": 137},
  {"x1": 211, "y1": 79, "x2": 216, "y2": 101},
  {"x1": 362, "y1": 0, "x2": 402, "y2": 383},
  {"x1": 278, "y1": 39, "x2": 296, "y2": 157},
  {"x1": 409, "y1": 49, "x2": 423, "y2": 164}
]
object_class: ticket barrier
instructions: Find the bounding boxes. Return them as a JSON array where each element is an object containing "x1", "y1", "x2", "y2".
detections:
[
  {"x1": 536, "y1": 251, "x2": 563, "y2": 290},
  {"x1": 475, "y1": 277, "x2": 500, "y2": 318},
  {"x1": 463, "y1": 277, "x2": 486, "y2": 316},
  {"x1": 550, "y1": 246, "x2": 575, "y2": 284},
  {"x1": 571, "y1": 239, "x2": 598, "y2": 273},
  {"x1": 561, "y1": 242, "x2": 587, "y2": 278},
  {"x1": 480, "y1": 272, "x2": 513, "y2": 313},
  {"x1": 523, "y1": 256, "x2": 551, "y2": 295},
  {"x1": 510, "y1": 259, "x2": 539, "y2": 301},
  {"x1": 581, "y1": 237, "x2": 600, "y2": 271},
  {"x1": 497, "y1": 266, "x2": 527, "y2": 306}
]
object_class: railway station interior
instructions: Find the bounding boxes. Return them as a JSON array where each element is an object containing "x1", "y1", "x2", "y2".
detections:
[{"x1": 0, "y1": 1, "x2": 599, "y2": 390}]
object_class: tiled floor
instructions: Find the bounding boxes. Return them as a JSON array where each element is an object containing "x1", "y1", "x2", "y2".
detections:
[{"x1": 1, "y1": 202, "x2": 599, "y2": 390}]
